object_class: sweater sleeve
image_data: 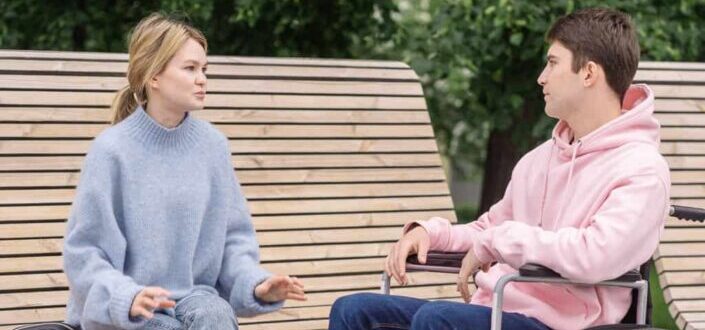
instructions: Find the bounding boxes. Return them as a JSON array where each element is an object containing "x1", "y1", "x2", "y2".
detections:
[
  {"x1": 472, "y1": 173, "x2": 669, "y2": 283},
  {"x1": 214, "y1": 138, "x2": 283, "y2": 317},
  {"x1": 62, "y1": 140, "x2": 146, "y2": 329},
  {"x1": 404, "y1": 178, "x2": 515, "y2": 253}
]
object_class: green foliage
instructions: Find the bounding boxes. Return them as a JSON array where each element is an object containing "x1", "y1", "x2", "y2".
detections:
[
  {"x1": 394, "y1": 0, "x2": 705, "y2": 177},
  {"x1": 0, "y1": 0, "x2": 398, "y2": 58}
]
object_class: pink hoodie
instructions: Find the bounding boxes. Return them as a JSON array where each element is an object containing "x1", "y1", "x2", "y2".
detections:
[{"x1": 408, "y1": 85, "x2": 670, "y2": 329}]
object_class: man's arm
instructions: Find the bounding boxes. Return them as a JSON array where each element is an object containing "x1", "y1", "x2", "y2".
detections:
[{"x1": 471, "y1": 173, "x2": 669, "y2": 283}]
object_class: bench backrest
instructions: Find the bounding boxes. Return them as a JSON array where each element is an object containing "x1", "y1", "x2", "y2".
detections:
[
  {"x1": 0, "y1": 50, "x2": 458, "y2": 330},
  {"x1": 636, "y1": 61, "x2": 705, "y2": 330}
]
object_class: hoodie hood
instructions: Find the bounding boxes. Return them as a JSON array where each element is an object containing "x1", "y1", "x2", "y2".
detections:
[{"x1": 551, "y1": 84, "x2": 659, "y2": 158}]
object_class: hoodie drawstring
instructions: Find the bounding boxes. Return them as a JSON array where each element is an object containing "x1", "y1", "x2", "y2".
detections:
[
  {"x1": 537, "y1": 140, "x2": 555, "y2": 227},
  {"x1": 554, "y1": 140, "x2": 582, "y2": 224}
]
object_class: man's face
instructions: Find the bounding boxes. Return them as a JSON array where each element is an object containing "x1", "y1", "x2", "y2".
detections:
[{"x1": 537, "y1": 41, "x2": 584, "y2": 120}]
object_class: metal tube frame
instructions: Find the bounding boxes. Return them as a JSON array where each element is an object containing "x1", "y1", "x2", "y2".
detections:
[{"x1": 381, "y1": 268, "x2": 647, "y2": 330}]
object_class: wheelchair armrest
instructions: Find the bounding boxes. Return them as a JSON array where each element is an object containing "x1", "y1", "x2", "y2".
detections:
[
  {"x1": 406, "y1": 251, "x2": 465, "y2": 268},
  {"x1": 519, "y1": 263, "x2": 642, "y2": 283}
]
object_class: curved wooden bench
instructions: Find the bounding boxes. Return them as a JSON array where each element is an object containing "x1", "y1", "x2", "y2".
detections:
[
  {"x1": 0, "y1": 49, "x2": 459, "y2": 330},
  {"x1": 636, "y1": 61, "x2": 705, "y2": 330}
]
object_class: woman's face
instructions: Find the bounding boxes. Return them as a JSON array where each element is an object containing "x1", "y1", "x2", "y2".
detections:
[{"x1": 149, "y1": 38, "x2": 208, "y2": 112}]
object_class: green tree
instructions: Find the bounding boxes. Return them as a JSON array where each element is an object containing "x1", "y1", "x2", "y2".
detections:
[
  {"x1": 393, "y1": 0, "x2": 704, "y2": 213},
  {"x1": 0, "y1": 0, "x2": 398, "y2": 58}
]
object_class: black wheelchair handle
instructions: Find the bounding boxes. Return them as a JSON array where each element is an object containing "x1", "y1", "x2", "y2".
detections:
[{"x1": 670, "y1": 205, "x2": 705, "y2": 222}]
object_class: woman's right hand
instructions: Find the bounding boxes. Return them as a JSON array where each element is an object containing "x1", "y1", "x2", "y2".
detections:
[{"x1": 129, "y1": 286, "x2": 176, "y2": 319}]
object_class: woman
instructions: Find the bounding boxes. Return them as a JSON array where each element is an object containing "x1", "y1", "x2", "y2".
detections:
[{"x1": 62, "y1": 13, "x2": 306, "y2": 330}]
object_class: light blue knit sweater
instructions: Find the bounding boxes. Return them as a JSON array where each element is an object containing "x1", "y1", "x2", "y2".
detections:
[{"x1": 63, "y1": 106, "x2": 282, "y2": 329}]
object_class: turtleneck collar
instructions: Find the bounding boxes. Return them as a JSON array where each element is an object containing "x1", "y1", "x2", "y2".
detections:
[{"x1": 121, "y1": 106, "x2": 202, "y2": 151}]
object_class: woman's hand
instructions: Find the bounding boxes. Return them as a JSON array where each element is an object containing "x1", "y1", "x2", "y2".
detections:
[
  {"x1": 254, "y1": 275, "x2": 307, "y2": 302},
  {"x1": 129, "y1": 286, "x2": 176, "y2": 319},
  {"x1": 456, "y1": 249, "x2": 490, "y2": 303}
]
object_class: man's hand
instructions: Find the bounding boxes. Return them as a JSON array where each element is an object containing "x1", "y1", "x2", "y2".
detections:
[
  {"x1": 456, "y1": 249, "x2": 490, "y2": 303},
  {"x1": 384, "y1": 225, "x2": 430, "y2": 286},
  {"x1": 130, "y1": 287, "x2": 176, "y2": 319},
  {"x1": 255, "y1": 275, "x2": 307, "y2": 302}
]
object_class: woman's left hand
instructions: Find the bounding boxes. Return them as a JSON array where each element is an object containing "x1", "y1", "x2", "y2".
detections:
[{"x1": 255, "y1": 275, "x2": 307, "y2": 302}]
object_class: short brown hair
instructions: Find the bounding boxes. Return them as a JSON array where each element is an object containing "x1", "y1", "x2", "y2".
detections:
[{"x1": 547, "y1": 8, "x2": 640, "y2": 101}]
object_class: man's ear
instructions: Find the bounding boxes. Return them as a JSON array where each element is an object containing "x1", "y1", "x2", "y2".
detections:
[{"x1": 582, "y1": 61, "x2": 599, "y2": 87}]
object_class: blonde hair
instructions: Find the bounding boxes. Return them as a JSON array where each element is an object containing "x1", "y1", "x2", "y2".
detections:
[{"x1": 111, "y1": 13, "x2": 207, "y2": 124}]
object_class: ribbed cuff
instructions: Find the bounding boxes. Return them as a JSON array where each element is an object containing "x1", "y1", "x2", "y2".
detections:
[
  {"x1": 109, "y1": 280, "x2": 146, "y2": 329},
  {"x1": 232, "y1": 268, "x2": 284, "y2": 317}
]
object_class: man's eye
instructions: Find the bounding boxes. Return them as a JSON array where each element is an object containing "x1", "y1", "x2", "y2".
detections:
[{"x1": 185, "y1": 66, "x2": 195, "y2": 70}]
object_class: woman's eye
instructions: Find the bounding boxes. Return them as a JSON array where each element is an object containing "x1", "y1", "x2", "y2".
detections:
[{"x1": 185, "y1": 66, "x2": 195, "y2": 70}]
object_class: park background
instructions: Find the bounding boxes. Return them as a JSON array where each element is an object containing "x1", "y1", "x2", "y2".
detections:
[{"x1": 2, "y1": 1, "x2": 703, "y2": 328}]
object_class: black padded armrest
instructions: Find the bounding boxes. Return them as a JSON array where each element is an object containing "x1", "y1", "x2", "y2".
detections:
[
  {"x1": 519, "y1": 263, "x2": 642, "y2": 282},
  {"x1": 406, "y1": 251, "x2": 465, "y2": 268}
]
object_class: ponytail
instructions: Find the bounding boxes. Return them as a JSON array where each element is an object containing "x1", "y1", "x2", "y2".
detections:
[{"x1": 110, "y1": 85, "x2": 143, "y2": 124}]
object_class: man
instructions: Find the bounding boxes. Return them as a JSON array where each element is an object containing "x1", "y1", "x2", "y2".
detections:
[{"x1": 329, "y1": 7, "x2": 670, "y2": 330}]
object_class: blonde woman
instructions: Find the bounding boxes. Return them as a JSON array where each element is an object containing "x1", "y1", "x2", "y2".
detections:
[{"x1": 62, "y1": 13, "x2": 306, "y2": 330}]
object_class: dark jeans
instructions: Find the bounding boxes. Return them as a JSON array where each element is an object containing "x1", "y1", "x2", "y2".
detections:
[{"x1": 329, "y1": 293, "x2": 550, "y2": 330}]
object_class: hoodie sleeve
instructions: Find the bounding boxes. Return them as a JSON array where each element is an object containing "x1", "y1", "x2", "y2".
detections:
[
  {"x1": 214, "y1": 137, "x2": 284, "y2": 317},
  {"x1": 62, "y1": 141, "x2": 146, "y2": 329},
  {"x1": 472, "y1": 173, "x2": 669, "y2": 283},
  {"x1": 404, "y1": 181, "x2": 515, "y2": 253}
]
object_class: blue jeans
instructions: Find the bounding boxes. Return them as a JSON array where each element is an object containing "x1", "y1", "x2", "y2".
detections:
[
  {"x1": 138, "y1": 290, "x2": 238, "y2": 330},
  {"x1": 329, "y1": 293, "x2": 550, "y2": 330}
]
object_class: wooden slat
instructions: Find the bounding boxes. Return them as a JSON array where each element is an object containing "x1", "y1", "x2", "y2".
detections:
[
  {"x1": 655, "y1": 257, "x2": 705, "y2": 273},
  {"x1": 0, "y1": 196, "x2": 454, "y2": 221},
  {"x1": 651, "y1": 85, "x2": 705, "y2": 99},
  {"x1": 635, "y1": 70, "x2": 705, "y2": 83},
  {"x1": 0, "y1": 108, "x2": 433, "y2": 125},
  {"x1": 0, "y1": 256, "x2": 62, "y2": 273},
  {"x1": 0, "y1": 273, "x2": 68, "y2": 291},
  {"x1": 0, "y1": 91, "x2": 427, "y2": 109},
  {"x1": 0, "y1": 49, "x2": 409, "y2": 68},
  {"x1": 656, "y1": 243, "x2": 705, "y2": 258},
  {"x1": 0, "y1": 75, "x2": 423, "y2": 95},
  {"x1": 672, "y1": 185, "x2": 705, "y2": 198},
  {"x1": 0, "y1": 238, "x2": 63, "y2": 254},
  {"x1": 258, "y1": 227, "x2": 400, "y2": 246},
  {"x1": 0, "y1": 138, "x2": 438, "y2": 155},
  {"x1": 0, "y1": 60, "x2": 419, "y2": 80},
  {"x1": 0, "y1": 182, "x2": 449, "y2": 206},
  {"x1": 666, "y1": 156, "x2": 705, "y2": 170},
  {"x1": 661, "y1": 228, "x2": 705, "y2": 242},
  {"x1": 654, "y1": 99, "x2": 705, "y2": 113},
  {"x1": 656, "y1": 113, "x2": 705, "y2": 126},
  {"x1": 253, "y1": 210, "x2": 457, "y2": 231},
  {"x1": 7, "y1": 239, "x2": 398, "y2": 259},
  {"x1": 263, "y1": 257, "x2": 384, "y2": 276},
  {"x1": 639, "y1": 61, "x2": 705, "y2": 70},
  {"x1": 664, "y1": 286, "x2": 705, "y2": 302},
  {"x1": 662, "y1": 129, "x2": 705, "y2": 142},
  {"x1": 0, "y1": 307, "x2": 65, "y2": 326},
  {"x1": 0, "y1": 167, "x2": 446, "y2": 188},
  {"x1": 657, "y1": 271, "x2": 705, "y2": 288},
  {"x1": 0, "y1": 123, "x2": 435, "y2": 139},
  {"x1": 0, "y1": 153, "x2": 442, "y2": 171},
  {"x1": 671, "y1": 171, "x2": 705, "y2": 184},
  {"x1": 0, "y1": 108, "x2": 431, "y2": 124},
  {"x1": 0, "y1": 210, "x2": 455, "y2": 231},
  {"x1": 249, "y1": 196, "x2": 454, "y2": 215}
]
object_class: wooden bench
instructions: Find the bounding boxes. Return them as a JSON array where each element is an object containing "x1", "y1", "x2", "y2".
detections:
[
  {"x1": 636, "y1": 61, "x2": 705, "y2": 330},
  {"x1": 0, "y1": 50, "x2": 460, "y2": 329},
  {"x1": 1, "y1": 50, "x2": 703, "y2": 330}
]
